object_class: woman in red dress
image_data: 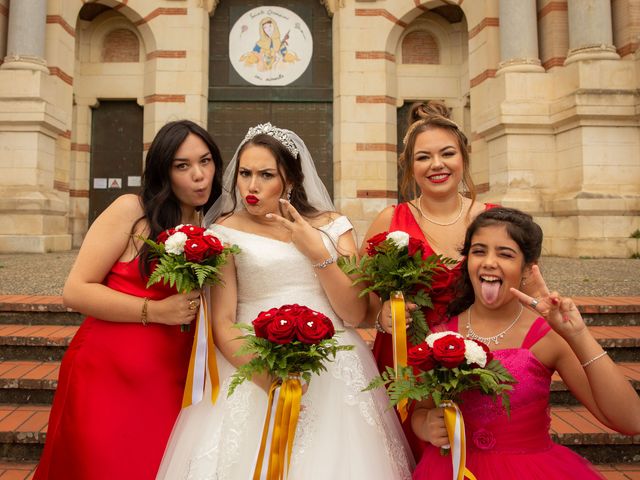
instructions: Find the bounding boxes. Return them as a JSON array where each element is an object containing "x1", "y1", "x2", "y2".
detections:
[
  {"x1": 360, "y1": 101, "x2": 498, "y2": 459},
  {"x1": 33, "y1": 120, "x2": 223, "y2": 480}
]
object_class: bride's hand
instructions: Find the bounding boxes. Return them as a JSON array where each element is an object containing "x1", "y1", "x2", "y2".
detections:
[{"x1": 266, "y1": 199, "x2": 331, "y2": 263}]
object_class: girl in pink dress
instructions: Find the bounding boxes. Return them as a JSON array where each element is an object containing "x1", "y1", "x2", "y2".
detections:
[{"x1": 412, "y1": 207, "x2": 640, "y2": 479}]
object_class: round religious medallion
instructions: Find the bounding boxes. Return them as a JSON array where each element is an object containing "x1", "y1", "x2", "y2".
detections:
[{"x1": 229, "y1": 6, "x2": 313, "y2": 86}]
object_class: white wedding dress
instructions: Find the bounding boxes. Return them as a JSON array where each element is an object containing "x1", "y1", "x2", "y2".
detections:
[{"x1": 157, "y1": 217, "x2": 414, "y2": 480}]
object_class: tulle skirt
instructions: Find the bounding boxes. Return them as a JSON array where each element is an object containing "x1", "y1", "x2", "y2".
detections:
[{"x1": 157, "y1": 328, "x2": 414, "y2": 480}]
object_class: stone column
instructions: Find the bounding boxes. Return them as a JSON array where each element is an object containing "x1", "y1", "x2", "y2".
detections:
[
  {"x1": 497, "y1": 0, "x2": 544, "y2": 73},
  {"x1": 1, "y1": 0, "x2": 48, "y2": 71},
  {"x1": 565, "y1": 0, "x2": 619, "y2": 63}
]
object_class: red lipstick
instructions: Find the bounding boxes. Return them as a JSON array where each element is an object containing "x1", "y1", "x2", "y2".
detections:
[{"x1": 246, "y1": 195, "x2": 259, "y2": 205}]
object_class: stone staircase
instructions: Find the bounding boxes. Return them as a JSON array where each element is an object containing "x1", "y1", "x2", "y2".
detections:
[{"x1": 0, "y1": 295, "x2": 638, "y2": 479}]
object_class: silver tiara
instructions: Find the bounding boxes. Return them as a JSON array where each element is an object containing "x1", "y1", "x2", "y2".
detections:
[{"x1": 242, "y1": 122, "x2": 299, "y2": 158}]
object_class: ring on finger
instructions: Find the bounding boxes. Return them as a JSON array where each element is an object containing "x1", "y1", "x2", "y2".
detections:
[
  {"x1": 529, "y1": 298, "x2": 539, "y2": 309},
  {"x1": 188, "y1": 299, "x2": 198, "y2": 310}
]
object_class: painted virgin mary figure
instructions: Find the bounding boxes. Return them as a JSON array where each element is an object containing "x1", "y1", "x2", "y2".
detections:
[{"x1": 240, "y1": 17, "x2": 299, "y2": 71}]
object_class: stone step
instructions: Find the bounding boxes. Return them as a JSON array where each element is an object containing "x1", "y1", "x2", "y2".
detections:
[
  {"x1": 574, "y1": 297, "x2": 640, "y2": 327},
  {"x1": 0, "y1": 325, "x2": 78, "y2": 362},
  {"x1": 0, "y1": 461, "x2": 36, "y2": 480},
  {"x1": 0, "y1": 463, "x2": 635, "y2": 480},
  {"x1": 550, "y1": 362, "x2": 640, "y2": 405},
  {"x1": 550, "y1": 405, "x2": 640, "y2": 465},
  {"x1": 0, "y1": 361, "x2": 59, "y2": 404},
  {"x1": 0, "y1": 405, "x2": 48, "y2": 462},
  {"x1": 0, "y1": 403, "x2": 637, "y2": 465},
  {"x1": 0, "y1": 296, "x2": 638, "y2": 327},
  {"x1": 0, "y1": 296, "x2": 82, "y2": 326}
]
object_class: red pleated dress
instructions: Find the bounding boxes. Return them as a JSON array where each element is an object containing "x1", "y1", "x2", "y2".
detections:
[{"x1": 33, "y1": 258, "x2": 194, "y2": 480}]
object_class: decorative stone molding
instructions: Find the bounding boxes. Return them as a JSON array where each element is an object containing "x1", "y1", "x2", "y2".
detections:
[{"x1": 564, "y1": 44, "x2": 619, "y2": 64}]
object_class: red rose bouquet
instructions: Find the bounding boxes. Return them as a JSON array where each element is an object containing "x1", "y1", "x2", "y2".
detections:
[
  {"x1": 228, "y1": 304, "x2": 352, "y2": 394},
  {"x1": 229, "y1": 304, "x2": 353, "y2": 479},
  {"x1": 141, "y1": 224, "x2": 240, "y2": 408},
  {"x1": 338, "y1": 230, "x2": 455, "y2": 344},
  {"x1": 144, "y1": 224, "x2": 239, "y2": 297},
  {"x1": 368, "y1": 330, "x2": 515, "y2": 475}
]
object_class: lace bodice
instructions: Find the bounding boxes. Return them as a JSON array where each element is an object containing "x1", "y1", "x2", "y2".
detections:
[{"x1": 210, "y1": 216, "x2": 352, "y2": 329}]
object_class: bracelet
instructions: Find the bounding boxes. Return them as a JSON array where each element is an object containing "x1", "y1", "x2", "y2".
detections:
[
  {"x1": 312, "y1": 256, "x2": 335, "y2": 269},
  {"x1": 374, "y1": 309, "x2": 386, "y2": 333},
  {"x1": 581, "y1": 351, "x2": 607, "y2": 368},
  {"x1": 141, "y1": 297, "x2": 149, "y2": 326}
]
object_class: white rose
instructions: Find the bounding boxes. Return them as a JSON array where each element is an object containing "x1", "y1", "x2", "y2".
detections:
[
  {"x1": 165, "y1": 231, "x2": 188, "y2": 255},
  {"x1": 386, "y1": 231, "x2": 410, "y2": 249},
  {"x1": 425, "y1": 330, "x2": 464, "y2": 348},
  {"x1": 463, "y1": 339, "x2": 487, "y2": 367}
]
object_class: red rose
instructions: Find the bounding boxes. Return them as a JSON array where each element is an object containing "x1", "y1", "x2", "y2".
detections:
[
  {"x1": 266, "y1": 316, "x2": 297, "y2": 344},
  {"x1": 184, "y1": 238, "x2": 210, "y2": 262},
  {"x1": 432, "y1": 334, "x2": 466, "y2": 368},
  {"x1": 469, "y1": 338, "x2": 493, "y2": 364},
  {"x1": 366, "y1": 232, "x2": 389, "y2": 256},
  {"x1": 296, "y1": 311, "x2": 334, "y2": 344},
  {"x1": 156, "y1": 228, "x2": 174, "y2": 244},
  {"x1": 178, "y1": 224, "x2": 206, "y2": 236},
  {"x1": 202, "y1": 233, "x2": 224, "y2": 255},
  {"x1": 407, "y1": 237, "x2": 424, "y2": 257},
  {"x1": 407, "y1": 342, "x2": 437, "y2": 371},
  {"x1": 253, "y1": 308, "x2": 278, "y2": 338}
]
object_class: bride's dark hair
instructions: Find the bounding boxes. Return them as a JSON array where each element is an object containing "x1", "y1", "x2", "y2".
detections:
[
  {"x1": 448, "y1": 207, "x2": 543, "y2": 317},
  {"x1": 222, "y1": 133, "x2": 322, "y2": 218}
]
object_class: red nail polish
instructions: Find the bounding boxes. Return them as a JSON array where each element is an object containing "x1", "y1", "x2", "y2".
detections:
[{"x1": 551, "y1": 298, "x2": 559, "y2": 306}]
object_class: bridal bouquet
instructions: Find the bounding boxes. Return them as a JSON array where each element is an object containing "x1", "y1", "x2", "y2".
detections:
[
  {"x1": 367, "y1": 330, "x2": 515, "y2": 476},
  {"x1": 338, "y1": 230, "x2": 454, "y2": 344},
  {"x1": 229, "y1": 304, "x2": 353, "y2": 479},
  {"x1": 228, "y1": 304, "x2": 352, "y2": 394}
]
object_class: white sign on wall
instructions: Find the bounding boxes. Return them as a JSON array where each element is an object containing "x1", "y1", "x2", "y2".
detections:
[{"x1": 229, "y1": 6, "x2": 313, "y2": 86}]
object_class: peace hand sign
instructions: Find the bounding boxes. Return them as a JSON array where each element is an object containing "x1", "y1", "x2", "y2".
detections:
[
  {"x1": 266, "y1": 199, "x2": 331, "y2": 263},
  {"x1": 510, "y1": 268, "x2": 587, "y2": 341}
]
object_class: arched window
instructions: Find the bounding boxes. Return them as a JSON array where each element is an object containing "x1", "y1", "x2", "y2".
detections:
[
  {"x1": 102, "y1": 29, "x2": 139, "y2": 62},
  {"x1": 402, "y1": 30, "x2": 439, "y2": 64}
]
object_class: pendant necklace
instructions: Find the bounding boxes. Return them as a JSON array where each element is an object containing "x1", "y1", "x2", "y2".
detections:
[
  {"x1": 416, "y1": 193, "x2": 464, "y2": 226},
  {"x1": 466, "y1": 304, "x2": 524, "y2": 345}
]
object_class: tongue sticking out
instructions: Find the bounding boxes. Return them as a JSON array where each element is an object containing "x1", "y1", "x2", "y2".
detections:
[{"x1": 481, "y1": 281, "x2": 501, "y2": 304}]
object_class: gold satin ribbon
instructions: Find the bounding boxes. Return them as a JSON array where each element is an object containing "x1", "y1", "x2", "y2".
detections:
[
  {"x1": 390, "y1": 291, "x2": 408, "y2": 422},
  {"x1": 253, "y1": 377, "x2": 302, "y2": 480},
  {"x1": 442, "y1": 400, "x2": 477, "y2": 480},
  {"x1": 182, "y1": 293, "x2": 219, "y2": 408}
]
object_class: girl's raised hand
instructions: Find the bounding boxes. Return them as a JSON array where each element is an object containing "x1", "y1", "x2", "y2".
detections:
[
  {"x1": 266, "y1": 199, "x2": 330, "y2": 262},
  {"x1": 510, "y1": 285, "x2": 587, "y2": 340}
]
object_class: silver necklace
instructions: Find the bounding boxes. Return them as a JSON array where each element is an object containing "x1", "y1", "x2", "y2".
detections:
[
  {"x1": 416, "y1": 194, "x2": 464, "y2": 226},
  {"x1": 465, "y1": 304, "x2": 524, "y2": 345}
]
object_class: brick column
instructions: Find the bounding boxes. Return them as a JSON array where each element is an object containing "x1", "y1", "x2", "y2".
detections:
[
  {"x1": 497, "y1": 0, "x2": 544, "y2": 73},
  {"x1": 565, "y1": 0, "x2": 619, "y2": 63},
  {"x1": 1, "y1": 0, "x2": 48, "y2": 72}
]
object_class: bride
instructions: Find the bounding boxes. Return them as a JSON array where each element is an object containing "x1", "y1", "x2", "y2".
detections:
[{"x1": 157, "y1": 123, "x2": 414, "y2": 479}]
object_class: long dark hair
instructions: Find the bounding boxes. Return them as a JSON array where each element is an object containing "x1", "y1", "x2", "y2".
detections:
[
  {"x1": 133, "y1": 120, "x2": 223, "y2": 275},
  {"x1": 399, "y1": 100, "x2": 476, "y2": 204},
  {"x1": 448, "y1": 207, "x2": 543, "y2": 316},
  {"x1": 223, "y1": 133, "x2": 321, "y2": 218}
]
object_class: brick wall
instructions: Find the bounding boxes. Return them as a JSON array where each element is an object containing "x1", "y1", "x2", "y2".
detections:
[
  {"x1": 402, "y1": 30, "x2": 439, "y2": 64},
  {"x1": 102, "y1": 29, "x2": 139, "y2": 63}
]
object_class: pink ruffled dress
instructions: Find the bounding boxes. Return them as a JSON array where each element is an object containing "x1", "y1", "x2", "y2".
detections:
[{"x1": 413, "y1": 316, "x2": 604, "y2": 480}]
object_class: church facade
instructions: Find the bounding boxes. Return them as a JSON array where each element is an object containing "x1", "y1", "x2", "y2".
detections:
[{"x1": 0, "y1": 0, "x2": 638, "y2": 257}]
